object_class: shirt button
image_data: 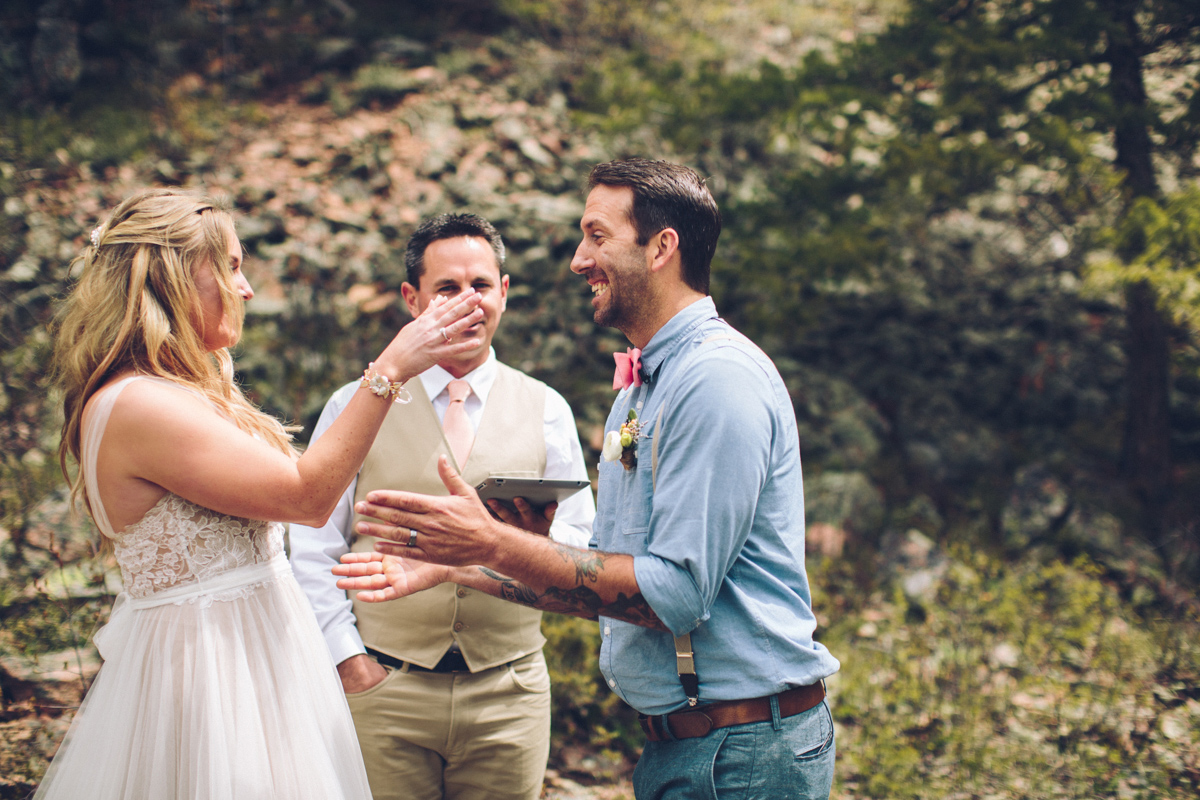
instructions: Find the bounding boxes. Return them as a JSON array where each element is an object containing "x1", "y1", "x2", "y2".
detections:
[
  {"x1": 456, "y1": 587, "x2": 468, "y2": 598},
  {"x1": 453, "y1": 622, "x2": 464, "y2": 632},
  {"x1": 604, "y1": 626, "x2": 611, "y2": 635},
  {"x1": 608, "y1": 678, "x2": 616, "y2": 688}
]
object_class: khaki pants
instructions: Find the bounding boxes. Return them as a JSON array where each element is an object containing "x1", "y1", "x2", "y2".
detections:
[{"x1": 346, "y1": 650, "x2": 551, "y2": 800}]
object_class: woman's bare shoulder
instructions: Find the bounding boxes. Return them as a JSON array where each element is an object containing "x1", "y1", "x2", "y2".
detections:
[{"x1": 96, "y1": 374, "x2": 225, "y2": 438}]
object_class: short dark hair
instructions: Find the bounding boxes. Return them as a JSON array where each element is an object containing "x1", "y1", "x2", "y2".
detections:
[
  {"x1": 404, "y1": 213, "x2": 505, "y2": 286},
  {"x1": 587, "y1": 158, "x2": 721, "y2": 294}
]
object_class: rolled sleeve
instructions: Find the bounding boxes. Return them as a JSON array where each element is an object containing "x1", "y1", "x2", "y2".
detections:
[
  {"x1": 288, "y1": 382, "x2": 365, "y2": 665},
  {"x1": 633, "y1": 348, "x2": 774, "y2": 636}
]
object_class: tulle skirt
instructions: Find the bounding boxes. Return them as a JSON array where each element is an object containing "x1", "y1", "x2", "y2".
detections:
[{"x1": 35, "y1": 555, "x2": 372, "y2": 800}]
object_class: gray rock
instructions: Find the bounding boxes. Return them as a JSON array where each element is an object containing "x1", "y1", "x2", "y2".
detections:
[
  {"x1": 237, "y1": 213, "x2": 286, "y2": 247},
  {"x1": 372, "y1": 36, "x2": 430, "y2": 62},
  {"x1": 883, "y1": 528, "x2": 951, "y2": 602},
  {"x1": 404, "y1": 106, "x2": 463, "y2": 177},
  {"x1": 989, "y1": 641, "x2": 1021, "y2": 669},
  {"x1": 517, "y1": 138, "x2": 555, "y2": 167},
  {"x1": 511, "y1": 193, "x2": 584, "y2": 227},
  {"x1": 901, "y1": 569, "x2": 939, "y2": 600},
  {"x1": 316, "y1": 38, "x2": 359, "y2": 67},
  {"x1": 25, "y1": 215, "x2": 59, "y2": 258},
  {"x1": 5, "y1": 255, "x2": 40, "y2": 283}
]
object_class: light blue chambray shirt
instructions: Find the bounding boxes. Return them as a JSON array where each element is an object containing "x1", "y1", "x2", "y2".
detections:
[{"x1": 593, "y1": 297, "x2": 840, "y2": 716}]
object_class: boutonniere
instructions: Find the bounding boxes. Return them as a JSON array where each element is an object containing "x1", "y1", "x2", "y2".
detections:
[{"x1": 602, "y1": 410, "x2": 646, "y2": 471}]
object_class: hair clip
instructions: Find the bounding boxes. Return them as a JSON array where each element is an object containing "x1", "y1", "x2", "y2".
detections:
[{"x1": 90, "y1": 225, "x2": 104, "y2": 247}]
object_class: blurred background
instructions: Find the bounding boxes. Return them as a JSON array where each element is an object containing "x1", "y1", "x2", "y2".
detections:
[{"x1": 1, "y1": 0, "x2": 1198, "y2": 797}]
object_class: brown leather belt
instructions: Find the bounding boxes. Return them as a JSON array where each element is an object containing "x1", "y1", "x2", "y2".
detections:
[{"x1": 638, "y1": 682, "x2": 825, "y2": 742}]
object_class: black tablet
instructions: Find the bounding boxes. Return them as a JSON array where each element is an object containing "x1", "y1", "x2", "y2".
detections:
[{"x1": 475, "y1": 477, "x2": 590, "y2": 508}]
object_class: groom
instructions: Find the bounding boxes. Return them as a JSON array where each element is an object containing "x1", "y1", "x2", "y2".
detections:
[{"x1": 337, "y1": 158, "x2": 840, "y2": 799}]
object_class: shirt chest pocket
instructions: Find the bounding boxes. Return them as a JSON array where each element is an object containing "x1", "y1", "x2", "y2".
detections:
[{"x1": 613, "y1": 437, "x2": 655, "y2": 544}]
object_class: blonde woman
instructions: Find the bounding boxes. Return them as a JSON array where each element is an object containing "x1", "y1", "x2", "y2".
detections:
[{"x1": 36, "y1": 188, "x2": 483, "y2": 799}]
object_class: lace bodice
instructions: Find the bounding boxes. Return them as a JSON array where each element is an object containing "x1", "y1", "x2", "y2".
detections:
[
  {"x1": 111, "y1": 494, "x2": 284, "y2": 599},
  {"x1": 82, "y1": 375, "x2": 285, "y2": 599}
]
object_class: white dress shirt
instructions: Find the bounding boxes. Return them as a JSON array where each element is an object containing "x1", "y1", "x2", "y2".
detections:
[{"x1": 289, "y1": 349, "x2": 596, "y2": 665}]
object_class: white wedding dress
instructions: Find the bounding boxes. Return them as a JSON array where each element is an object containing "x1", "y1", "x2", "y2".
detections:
[{"x1": 35, "y1": 376, "x2": 372, "y2": 799}]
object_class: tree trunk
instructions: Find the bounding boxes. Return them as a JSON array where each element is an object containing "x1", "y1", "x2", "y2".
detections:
[
  {"x1": 1106, "y1": 0, "x2": 1173, "y2": 537},
  {"x1": 1121, "y1": 281, "x2": 1172, "y2": 526}
]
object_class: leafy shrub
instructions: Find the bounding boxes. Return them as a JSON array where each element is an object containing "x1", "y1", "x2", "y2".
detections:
[{"x1": 819, "y1": 554, "x2": 1200, "y2": 798}]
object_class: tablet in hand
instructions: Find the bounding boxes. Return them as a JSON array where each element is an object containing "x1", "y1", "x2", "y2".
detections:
[{"x1": 475, "y1": 477, "x2": 590, "y2": 509}]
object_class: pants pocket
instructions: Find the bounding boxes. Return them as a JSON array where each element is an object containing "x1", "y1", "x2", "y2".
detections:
[
  {"x1": 344, "y1": 663, "x2": 399, "y2": 704},
  {"x1": 792, "y1": 700, "x2": 835, "y2": 762},
  {"x1": 507, "y1": 652, "x2": 550, "y2": 694}
]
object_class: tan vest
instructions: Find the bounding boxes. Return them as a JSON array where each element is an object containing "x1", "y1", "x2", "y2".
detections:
[{"x1": 351, "y1": 363, "x2": 548, "y2": 670}]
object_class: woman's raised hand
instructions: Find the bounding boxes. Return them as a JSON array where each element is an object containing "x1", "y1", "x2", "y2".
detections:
[{"x1": 374, "y1": 291, "x2": 484, "y2": 382}]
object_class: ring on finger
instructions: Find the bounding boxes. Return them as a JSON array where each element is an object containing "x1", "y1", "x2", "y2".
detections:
[
  {"x1": 405, "y1": 528, "x2": 418, "y2": 548},
  {"x1": 440, "y1": 327, "x2": 451, "y2": 342}
]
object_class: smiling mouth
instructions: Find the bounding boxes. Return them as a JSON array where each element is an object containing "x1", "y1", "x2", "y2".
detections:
[{"x1": 591, "y1": 283, "x2": 609, "y2": 297}]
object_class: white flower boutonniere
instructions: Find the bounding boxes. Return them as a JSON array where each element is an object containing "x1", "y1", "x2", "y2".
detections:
[
  {"x1": 602, "y1": 410, "x2": 645, "y2": 471},
  {"x1": 601, "y1": 430, "x2": 624, "y2": 462}
]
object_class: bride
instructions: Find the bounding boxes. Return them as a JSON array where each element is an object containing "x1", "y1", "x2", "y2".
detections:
[{"x1": 37, "y1": 188, "x2": 483, "y2": 799}]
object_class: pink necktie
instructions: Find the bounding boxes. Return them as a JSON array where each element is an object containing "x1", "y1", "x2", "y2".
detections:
[
  {"x1": 443, "y1": 379, "x2": 474, "y2": 467},
  {"x1": 613, "y1": 347, "x2": 643, "y2": 391}
]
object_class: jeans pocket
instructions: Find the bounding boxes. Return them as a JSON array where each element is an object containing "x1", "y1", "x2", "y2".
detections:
[{"x1": 792, "y1": 701, "x2": 835, "y2": 762}]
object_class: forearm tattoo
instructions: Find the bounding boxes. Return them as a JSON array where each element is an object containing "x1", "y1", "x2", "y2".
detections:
[
  {"x1": 475, "y1": 550, "x2": 667, "y2": 630},
  {"x1": 479, "y1": 567, "x2": 539, "y2": 606},
  {"x1": 567, "y1": 548, "x2": 604, "y2": 585}
]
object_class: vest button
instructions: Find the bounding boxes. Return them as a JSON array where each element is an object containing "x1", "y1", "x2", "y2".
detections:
[
  {"x1": 453, "y1": 622, "x2": 464, "y2": 632},
  {"x1": 457, "y1": 587, "x2": 468, "y2": 598}
]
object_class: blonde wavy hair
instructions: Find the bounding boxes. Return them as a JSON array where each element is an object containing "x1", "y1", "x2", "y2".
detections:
[{"x1": 54, "y1": 188, "x2": 297, "y2": 514}]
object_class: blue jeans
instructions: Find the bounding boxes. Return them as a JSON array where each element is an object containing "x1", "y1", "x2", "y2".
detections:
[{"x1": 632, "y1": 699, "x2": 835, "y2": 800}]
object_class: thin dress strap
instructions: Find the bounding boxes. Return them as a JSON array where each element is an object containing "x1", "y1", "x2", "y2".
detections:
[{"x1": 80, "y1": 375, "x2": 146, "y2": 538}]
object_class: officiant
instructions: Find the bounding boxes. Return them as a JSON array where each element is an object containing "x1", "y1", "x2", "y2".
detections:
[{"x1": 290, "y1": 212, "x2": 595, "y2": 800}]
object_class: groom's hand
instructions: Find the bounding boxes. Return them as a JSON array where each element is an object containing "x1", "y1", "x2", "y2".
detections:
[
  {"x1": 354, "y1": 456, "x2": 502, "y2": 567},
  {"x1": 337, "y1": 654, "x2": 387, "y2": 694}
]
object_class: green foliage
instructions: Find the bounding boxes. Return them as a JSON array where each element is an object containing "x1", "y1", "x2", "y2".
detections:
[
  {"x1": 1091, "y1": 189, "x2": 1200, "y2": 330},
  {"x1": 557, "y1": 0, "x2": 1200, "y2": 564},
  {"x1": 350, "y1": 64, "x2": 425, "y2": 105},
  {"x1": 1, "y1": 105, "x2": 160, "y2": 170},
  {"x1": 820, "y1": 554, "x2": 1200, "y2": 798}
]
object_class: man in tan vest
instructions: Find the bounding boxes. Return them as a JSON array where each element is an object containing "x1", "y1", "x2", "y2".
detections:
[{"x1": 290, "y1": 213, "x2": 595, "y2": 800}]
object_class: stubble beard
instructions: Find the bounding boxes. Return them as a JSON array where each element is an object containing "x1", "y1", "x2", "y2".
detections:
[{"x1": 592, "y1": 252, "x2": 655, "y2": 337}]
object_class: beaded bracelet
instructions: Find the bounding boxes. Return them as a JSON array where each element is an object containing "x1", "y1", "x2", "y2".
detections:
[{"x1": 361, "y1": 362, "x2": 412, "y2": 404}]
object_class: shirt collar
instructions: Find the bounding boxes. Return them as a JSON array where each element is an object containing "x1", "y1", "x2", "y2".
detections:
[
  {"x1": 637, "y1": 297, "x2": 718, "y2": 383},
  {"x1": 419, "y1": 348, "x2": 497, "y2": 404}
]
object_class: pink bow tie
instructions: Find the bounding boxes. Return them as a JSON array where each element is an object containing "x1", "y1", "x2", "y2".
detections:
[{"x1": 613, "y1": 348, "x2": 643, "y2": 391}]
